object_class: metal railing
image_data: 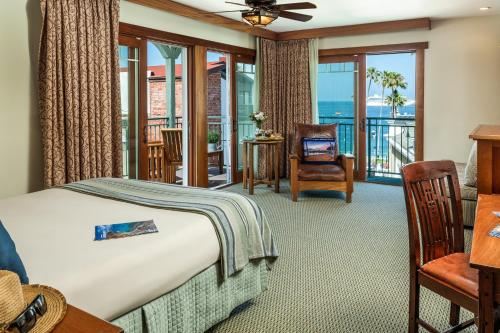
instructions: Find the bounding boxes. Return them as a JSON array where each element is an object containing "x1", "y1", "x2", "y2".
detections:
[
  {"x1": 319, "y1": 116, "x2": 416, "y2": 179},
  {"x1": 147, "y1": 116, "x2": 182, "y2": 142}
]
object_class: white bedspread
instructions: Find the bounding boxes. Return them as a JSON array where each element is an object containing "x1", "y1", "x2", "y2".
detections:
[{"x1": 0, "y1": 188, "x2": 220, "y2": 320}]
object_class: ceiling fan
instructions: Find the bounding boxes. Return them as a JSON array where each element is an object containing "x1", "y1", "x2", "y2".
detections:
[{"x1": 207, "y1": 0, "x2": 317, "y2": 27}]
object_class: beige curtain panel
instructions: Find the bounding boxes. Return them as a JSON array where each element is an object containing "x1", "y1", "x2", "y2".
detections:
[
  {"x1": 39, "y1": 0, "x2": 122, "y2": 188},
  {"x1": 258, "y1": 38, "x2": 312, "y2": 177}
]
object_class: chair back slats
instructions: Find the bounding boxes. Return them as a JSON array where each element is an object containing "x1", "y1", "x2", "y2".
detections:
[
  {"x1": 161, "y1": 129, "x2": 183, "y2": 163},
  {"x1": 147, "y1": 142, "x2": 164, "y2": 181},
  {"x1": 401, "y1": 160, "x2": 464, "y2": 267}
]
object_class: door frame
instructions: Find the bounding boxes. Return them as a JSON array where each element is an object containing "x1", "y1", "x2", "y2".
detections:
[
  {"x1": 318, "y1": 55, "x2": 367, "y2": 180},
  {"x1": 118, "y1": 35, "x2": 148, "y2": 180},
  {"x1": 119, "y1": 23, "x2": 257, "y2": 187},
  {"x1": 319, "y1": 42, "x2": 427, "y2": 181}
]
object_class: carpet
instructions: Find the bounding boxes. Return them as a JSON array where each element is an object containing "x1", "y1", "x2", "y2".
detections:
[{"x1": 209, "y1": 181, "x2": 475, "y2": 333}]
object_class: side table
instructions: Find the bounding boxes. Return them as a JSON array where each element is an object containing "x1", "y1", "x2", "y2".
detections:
[{"x1": 242, "y1": 139, "x2": 283, "y2": 195}]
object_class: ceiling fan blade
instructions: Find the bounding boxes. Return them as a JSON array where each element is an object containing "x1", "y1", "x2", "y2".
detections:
[
  {"x1": 204, "y1": 9, "x2": 246, "y2": 14},
  {"x1": 272, "y1": 2, "x2": 316, "y2": 10},
  {"x1": 225, "y1": 1, "x2": 249, "y2": 7},
  {"x1": 278, "y1": 10, "x2": 313, "y2": 22}
]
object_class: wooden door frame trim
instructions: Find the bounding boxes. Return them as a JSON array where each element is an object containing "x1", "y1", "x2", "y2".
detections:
[
  {"x1": 277, "y1": 18, "x2": 430, "y2": 41},
  {"x1": 126, "y1": 0, "x2": 278, "y2": 40},
  {"x1": 120, "y1": 22, "x2": 256, "y2": 57},
  {"x1": 319, "y1": 42, "x2": 429, "y2": 57}
]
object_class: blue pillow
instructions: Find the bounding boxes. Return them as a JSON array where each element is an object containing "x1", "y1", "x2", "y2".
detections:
[
  {"x1": 302, "y1": 137, "x2": 336, "y2": 163},
  {"x1": 0, "y1": 221, "x2": 29, "y2": 284}
]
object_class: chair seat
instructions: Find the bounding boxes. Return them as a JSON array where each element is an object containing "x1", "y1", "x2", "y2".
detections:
[
  {"x1": 420, "y1": 253, "x2": 479, "y2": 298},
  {"x1": 298, "y1": 163, "x2": 346, "y2": 182}
]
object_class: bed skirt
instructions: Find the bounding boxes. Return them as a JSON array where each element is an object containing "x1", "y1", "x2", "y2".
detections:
[{"x1": 112, "y1": 260, "x2": 269, "y2": 333}]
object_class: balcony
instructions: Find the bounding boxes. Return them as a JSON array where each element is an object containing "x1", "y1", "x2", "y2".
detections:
[
  {"x1": 124, "y1": 115, "x2": 414, "y2": 182},
  {"x1": 320, "y1": 116, "x2": 416, "y2": 180}
]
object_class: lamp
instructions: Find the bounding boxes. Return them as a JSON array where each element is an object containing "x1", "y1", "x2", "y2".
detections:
[{"x1": 242, "y1": 9, "x2": 278, "y2": 27}]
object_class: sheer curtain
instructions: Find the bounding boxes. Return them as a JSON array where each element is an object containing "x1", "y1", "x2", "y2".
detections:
[
  {"x1": 309, "y1": 38, "x2": 319, "y2": 124},
  {"x1": 39, "y1": 0, "x2": 122, "y2": 187}
]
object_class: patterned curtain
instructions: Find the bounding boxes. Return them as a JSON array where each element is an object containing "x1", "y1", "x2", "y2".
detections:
[
  {"x1": 39, "y1": 0, "x2": 122, "y2": 188},
  {"x1": 259, "y1": 38, "x2": 312, "y2": 177}
]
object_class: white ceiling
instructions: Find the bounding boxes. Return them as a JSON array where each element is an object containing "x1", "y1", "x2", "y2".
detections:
[{"x1": 177, "y1": 0, "x2": 499, "y2": 32}]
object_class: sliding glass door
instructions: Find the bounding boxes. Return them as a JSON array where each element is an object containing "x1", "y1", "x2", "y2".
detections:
[
  {"x1": 147, "y1": 41, "x2": 189, "y2": 185},
  {"x1": 318, "y1": 56, "x2": 366, "y2": 179},
  {"x1": 235, "y1": 60, "x2": 256, "y2": 181},
  {"x1": 207, "y1": 50, "x2": 231, "y2": 188},
  {"x1": 317, "y1": 51, "x2": 419, "y2": 183}
]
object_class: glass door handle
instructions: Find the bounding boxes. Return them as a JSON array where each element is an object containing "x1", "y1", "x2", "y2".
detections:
[
  {"x1": 143, "y1": 126, "x2": 148, "y2": 144},
  {"x1": 359, "y1": 118, "x2": 366, "y2": 132}
]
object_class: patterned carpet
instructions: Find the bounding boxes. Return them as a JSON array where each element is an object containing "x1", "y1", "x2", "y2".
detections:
[{"x1": 210, "y1": 181, "x2": 475, "y2": 333}]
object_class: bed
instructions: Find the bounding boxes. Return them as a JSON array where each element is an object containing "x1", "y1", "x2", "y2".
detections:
[{"x1": 0, "y1": 178, "x2": 278, "y2": 332}]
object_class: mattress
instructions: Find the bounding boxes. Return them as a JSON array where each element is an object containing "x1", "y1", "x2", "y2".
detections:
[{"x1": 0, "y1": 188, "x2": 220, "y2": 320}]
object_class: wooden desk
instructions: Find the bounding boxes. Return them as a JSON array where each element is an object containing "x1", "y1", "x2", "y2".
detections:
[
  {"x1": 469, "y1": 125, "x2": 500, "y2": 194},
  {"x1": 53, "y1": 305, "x2": 123, "y2": 333},
  {"x1": 242, "y1": 139, "x2": 283, "y2": 195},
  {"x1": 470, "y1": 194, "x2": 500, "y2": 333}
]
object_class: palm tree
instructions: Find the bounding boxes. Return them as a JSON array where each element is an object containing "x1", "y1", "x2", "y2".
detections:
[
  {"x1": 384, "y1": 72, "x2": 408, "y2": 118},
  {"x1": 366, "y1": 67, "x2": 380, "y2": 96},
  {"x1": 385, "y1": 91, "x2": 408, "y2": 117}
]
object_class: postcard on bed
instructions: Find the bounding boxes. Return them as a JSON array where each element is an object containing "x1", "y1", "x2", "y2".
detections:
[{"x1": 94, "y1": 220, "x2": 158, "y2": 241}]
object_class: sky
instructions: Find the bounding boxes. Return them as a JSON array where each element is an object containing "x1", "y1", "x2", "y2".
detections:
[
  {"x1": 147, "y1": 42, "x2": 223, "y2": 65},
  {"x1": 318, "y1": 52, "x2": 416, "y2": 102}
]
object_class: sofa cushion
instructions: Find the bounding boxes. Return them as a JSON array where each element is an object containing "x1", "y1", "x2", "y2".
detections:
[
  {"x1": 298, "y1": 163, "x2": 346, "y2": 181},
  {"x1": 464, "y1": 142, "x2": 477, "y2": 187}
]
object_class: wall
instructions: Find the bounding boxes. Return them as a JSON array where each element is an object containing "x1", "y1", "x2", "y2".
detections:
[
  {"x1": 319, "y1": 14, "x2": 500, "y2": 162},
  {"x1": 0, "y1": 0, "x2": 42, "y2": 199}
]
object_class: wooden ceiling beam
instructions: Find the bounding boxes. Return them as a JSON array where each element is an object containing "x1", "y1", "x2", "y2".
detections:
[
  {"x1": 126, "y1": 0, "x2": 279, "y2": 40},
  {"x1": 276, "y1": 18, "x2": 431, "y2": 40}
]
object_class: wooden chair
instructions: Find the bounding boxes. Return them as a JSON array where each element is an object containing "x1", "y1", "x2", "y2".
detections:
[
  {"x1": 289, "y1": 123, "x2": 354, "y2": 202},
  {"x1": 147, "y1": 142, "x2": 164, "y2": 182},
  {"x1": 161, "y1": 128, "x2": 183, "y2": 184},
  {"x1": 401, "y1": 160, "x2": 478, "y2": 333}
]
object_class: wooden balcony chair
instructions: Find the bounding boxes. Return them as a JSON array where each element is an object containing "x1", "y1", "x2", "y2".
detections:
[
  {"x1": 161, "y1": 128, "x2": 183, "y2": 184},
  {"x1": 401, "y1": 160, "x2": 478, "y2": 333},
  {"x1": 147, "y1": 142, "x2": 165, "y2": 182},
  {"x1": 289, "y1": 123, "x2": 354, "y2": 202}
]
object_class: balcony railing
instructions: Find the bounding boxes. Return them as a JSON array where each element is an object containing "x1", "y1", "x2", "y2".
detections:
[
  {"x1": 320, "y1": 116, "x2": 416, "y2": 179},
  {"x1": 147, "y1": 116, "x2": 182, "y2": 142}
]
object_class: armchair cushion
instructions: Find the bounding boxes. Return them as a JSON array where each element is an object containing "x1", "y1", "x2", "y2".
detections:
[
  {"x1": 298, "y1": 163, "x2": 346, "y2": 182},
  {"x1": 294, "y1": 124, "x2": 338, "y2": 161},
  {"x1": 301, "y1": 137, "x2": 336, "y2": 163}
]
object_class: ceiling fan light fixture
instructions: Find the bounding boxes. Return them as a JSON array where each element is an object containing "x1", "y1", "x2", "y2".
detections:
[{"x1": 242, "y1": 9, "x2": 278, "y2": 27}]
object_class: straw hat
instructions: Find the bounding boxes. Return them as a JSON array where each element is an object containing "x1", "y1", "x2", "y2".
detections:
[{"x1": 0, "y1": 270, "x2": 67, "y2": 333}]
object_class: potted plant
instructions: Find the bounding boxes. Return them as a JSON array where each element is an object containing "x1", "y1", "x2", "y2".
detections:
[{"x1": 208, "y1": 131, "x2": 219, "y2": 152}]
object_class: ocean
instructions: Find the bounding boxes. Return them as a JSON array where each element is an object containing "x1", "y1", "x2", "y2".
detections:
[{"x1": 318, "y1": 101, "x2": 416, "y2": 120}]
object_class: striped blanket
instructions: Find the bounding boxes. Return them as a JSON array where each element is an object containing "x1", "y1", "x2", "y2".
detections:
[{"x1": 62, "y1": 178, "x2": 278, "y2": 279}]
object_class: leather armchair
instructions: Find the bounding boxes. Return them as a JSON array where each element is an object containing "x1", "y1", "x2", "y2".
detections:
[{"x1": 289, "y1": 124, "x2": 354, "y2": 202}]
